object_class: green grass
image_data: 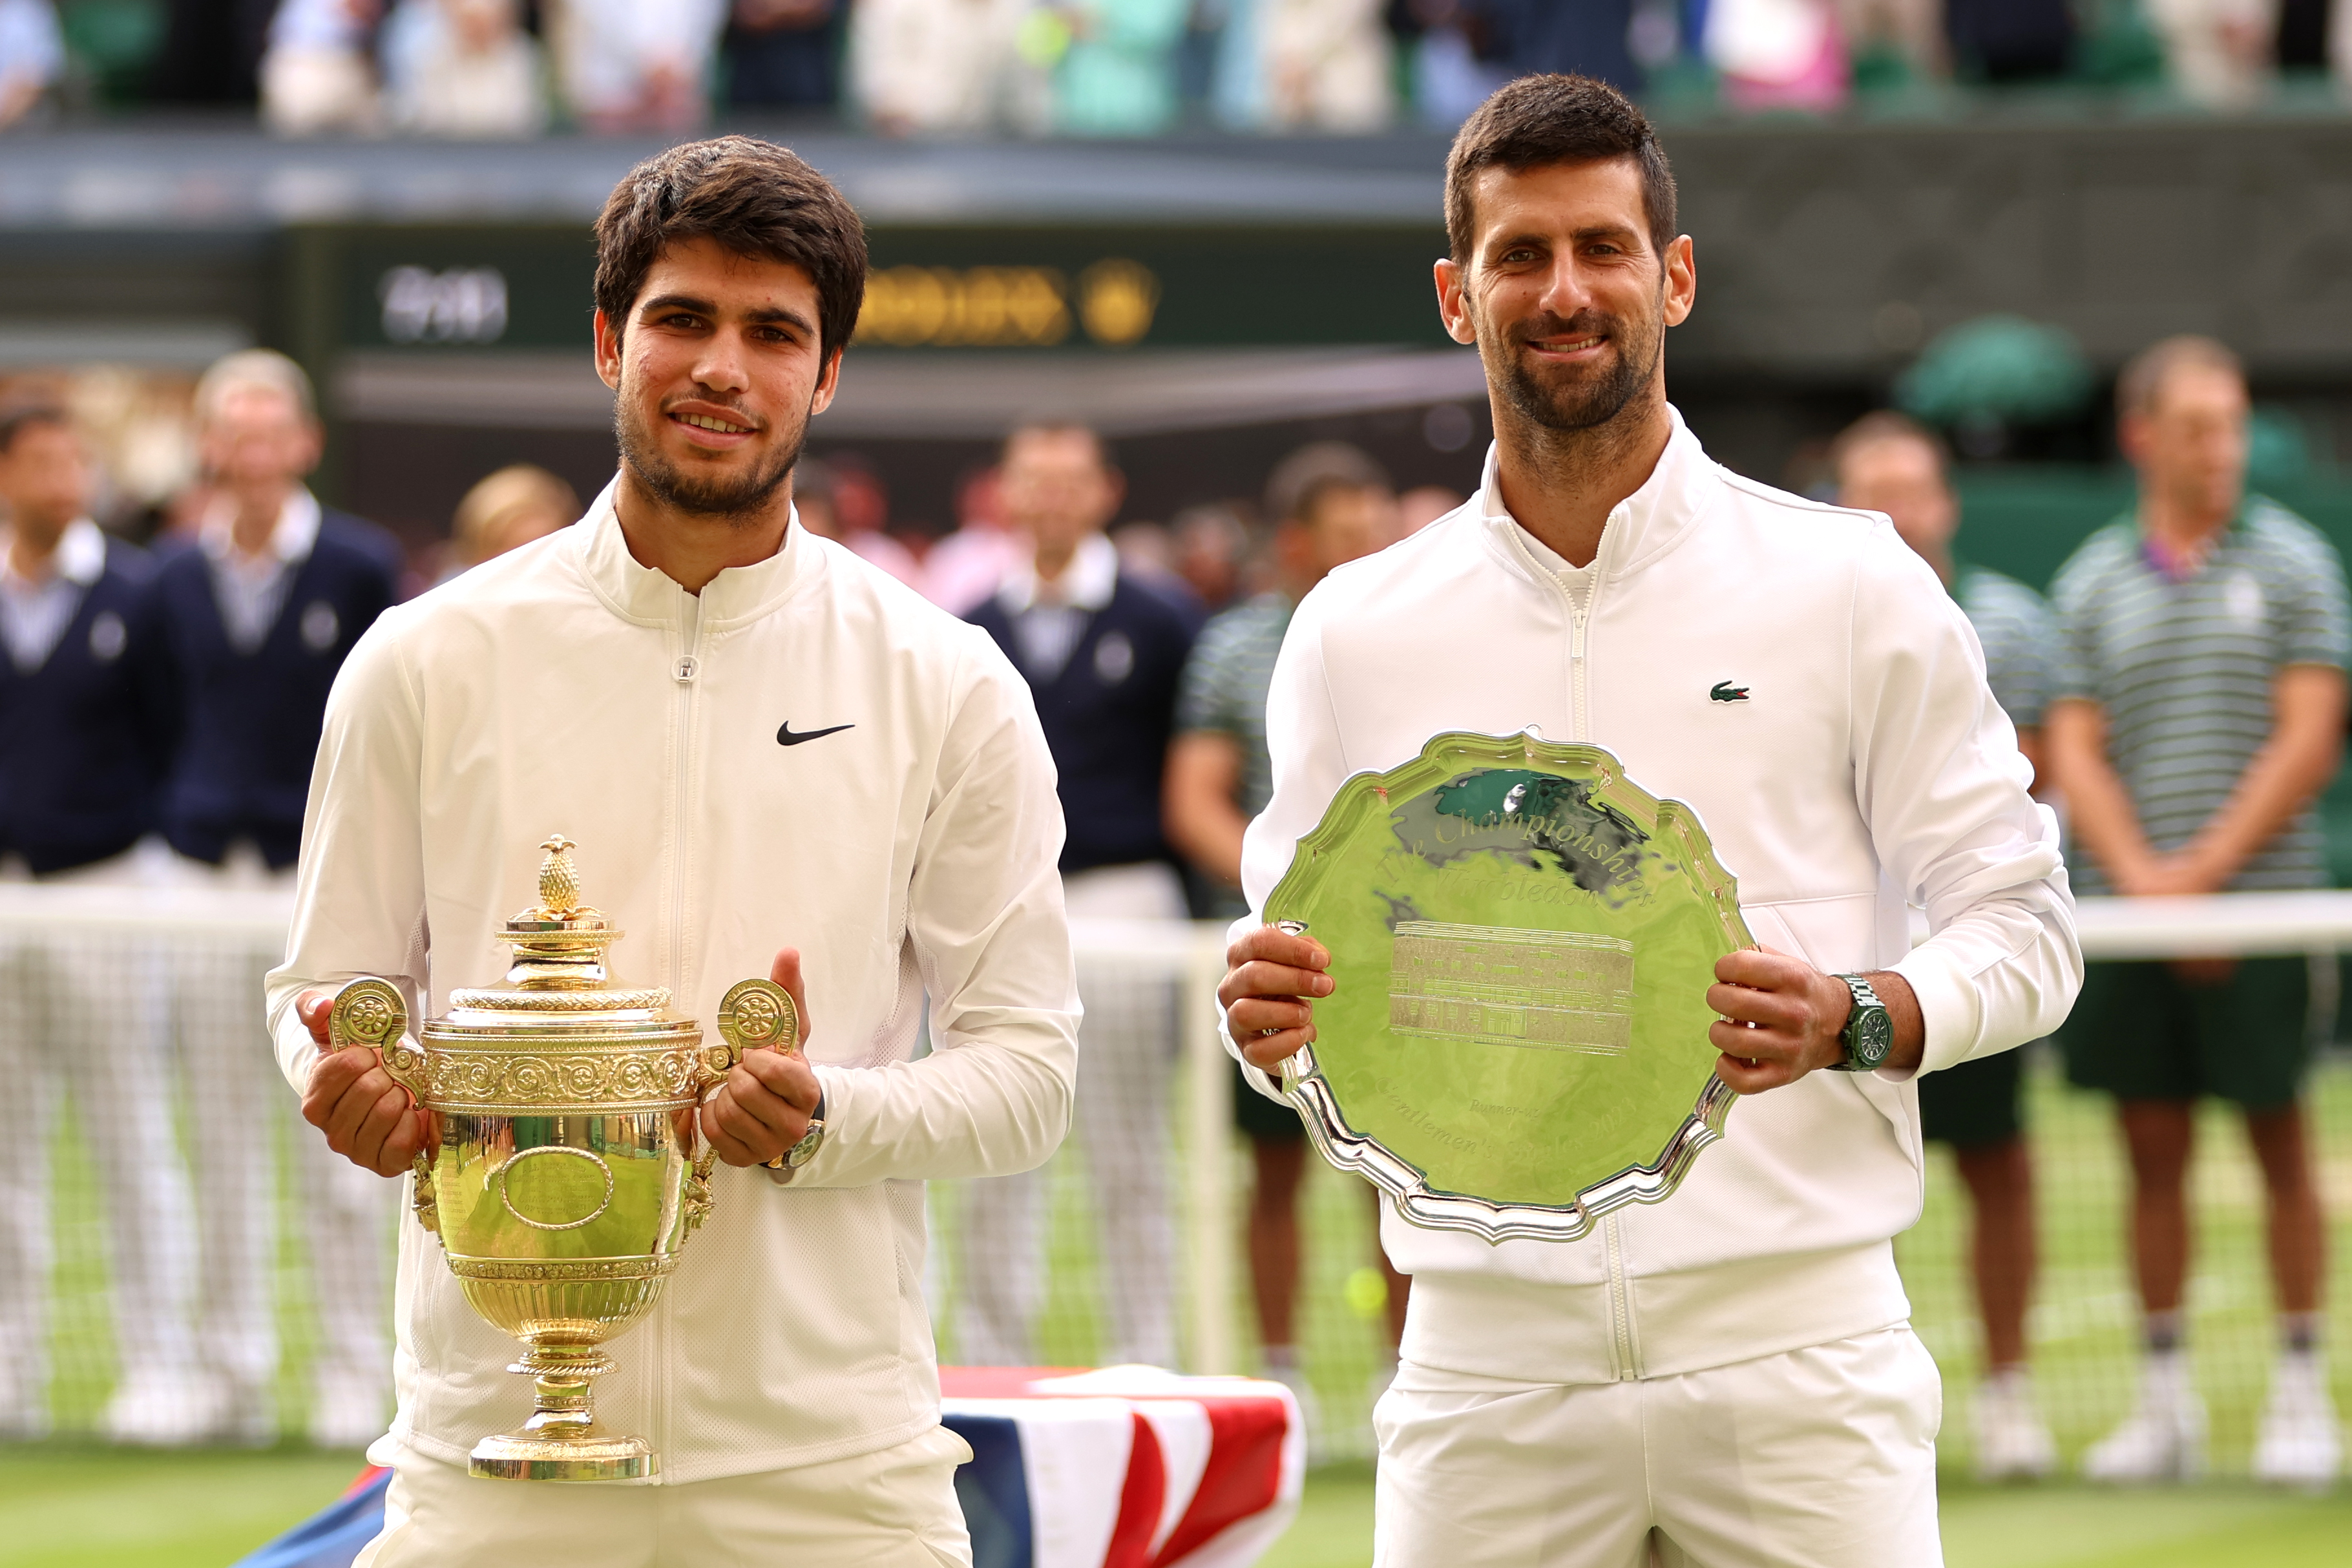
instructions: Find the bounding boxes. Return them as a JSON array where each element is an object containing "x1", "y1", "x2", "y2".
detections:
[
  {"x1": 5, "y1": 1449, "x2": 2346, "y2": 1568},
  {"x1": 0, "y1": 1445, "x2": 367, "y2": 1568}
]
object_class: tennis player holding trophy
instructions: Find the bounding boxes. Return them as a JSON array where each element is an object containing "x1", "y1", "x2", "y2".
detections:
[
  {"x1": 1220, "y1": 78, "x2": 2081, "y2": 1566},
  {"x1": 271, "y1": 138, "x2": 1078, "y2": 1564}
]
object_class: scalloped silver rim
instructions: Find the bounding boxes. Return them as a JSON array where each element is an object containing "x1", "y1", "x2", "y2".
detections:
[{"x1": 1283, "y1": 1046, "x2": 1736, "y2": 1243}]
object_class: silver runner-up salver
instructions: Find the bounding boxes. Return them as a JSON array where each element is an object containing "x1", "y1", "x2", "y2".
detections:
[{"x1": 1263, "y1": 731, "x2": 1754, "y2": 1243}]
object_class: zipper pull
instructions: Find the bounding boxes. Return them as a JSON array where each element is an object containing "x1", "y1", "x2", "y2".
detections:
[{"x1": 674, "y1": 655, "x2": 698, "y2": 684}]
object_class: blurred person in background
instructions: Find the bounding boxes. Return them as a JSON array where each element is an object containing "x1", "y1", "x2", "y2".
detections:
[
  {"x1": 260, "y1": 0, "x2": 384, "y2": 136},
  {"x1": 1486, "y1": 0, "x2": 1642, "y2": 90},
  {"x1": 381, "y1": 0, "x2": 551, "y2": 136},
  {"x1": 1215, "y1": 0, "x2": 1394, "y2": 131},
  {"x1": 1397, "y1": 481, "x2": 1464, "y2": 534},
  {"x1": 849, "y1": 0, "x2": 1047, "y2": 135},
  {"x1": 150, "y1": 349, "x2": 404, "y2": 1448},
  {"x1": 793, "y1": 456, "x2": 923, "y2": 587},
  {"x1": 1704, "y1": 0, "x2": 1849, "y2": 110},
  {"x1": 0, "y1": 404, "x2": 204, "y2": 1445},
  {"x1": 1833, "y1": 410, "x2": 2059, "y2": 1482},
  {"x1": 924, "y1": 463, "x2": 1025, "y2": 612},
  {"x1": 2147, "y1": 0, "x2": 2276, "y2": 106},
  {"x1": 0, "y1": 0, "x2": 62, "y2": 129},
  {"x1": 1942, "y1": 0, "x2": 2075, "y2": 80},
  {"x1": 725, "y1": 0, "x2": 844, "y2": 109},
  {"x1": 437, "y1": 462, "x2": 577, "y2": 584},
  {"x1": 550, "y1": 0, "x2": 724, "y2": 132},
  {"x1": 1042, "y1": 0, "x2": 1192, "y2": 134},
  {"x1": 2047, "y1": 336, "x2": 2348, "y2": 1487},
  {"x1": 1170, "y1": 501, "x2": 1252, "y2": 612},
  {"x1": 1388, "y1": 0, "x2": 1512, "y2": 127},
  {"x1": 958, "y1": 422, "x2": 1200, "y2": 1370},
  {"x1": 1164, "y1": 441, "x2": 1403, "y2": 1435}
]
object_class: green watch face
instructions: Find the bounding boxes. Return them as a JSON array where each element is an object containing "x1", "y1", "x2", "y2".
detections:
[{"x1": 1848, "y1": 1003, "x2": 1895, "y2": 1070}]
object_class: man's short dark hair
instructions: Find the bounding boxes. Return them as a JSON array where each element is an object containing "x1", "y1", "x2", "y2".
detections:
[
  {"x1": 1265, "y1": 441, "x2": 1390, "y2": 526},
  {"x1": 0, "y1": 402, "x2": 69, "y2": 455},
  {"x1": 1445, "y1": 75, "x2": 1679, "y2": 265},
  {"x1": 1003, "y1": 422, "x2": 1113, "y2": 471},
  {"x1": 594, "y1": 136, "x2": 868, "y2": 364}
]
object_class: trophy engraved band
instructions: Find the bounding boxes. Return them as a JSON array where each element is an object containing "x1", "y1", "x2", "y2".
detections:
[
  {"x1": 329, "y1": 834, "x2": 797, "y2": 1482},
  {"x1": 1265, "y1": 731, "x2": 1752, "y2": 1245}
]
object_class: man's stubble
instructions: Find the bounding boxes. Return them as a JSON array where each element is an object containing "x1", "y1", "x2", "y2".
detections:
[
  {"x1": 614, "y1": 373, "x2": 810, "y2": 525},
  {"x1": 1482, "y1": 296, "x2": 1664, "y2": 441}
]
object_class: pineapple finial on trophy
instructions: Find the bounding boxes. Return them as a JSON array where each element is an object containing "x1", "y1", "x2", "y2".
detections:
[{"x1": 537, "y1": 833, "x2": 582, "y2": 918}]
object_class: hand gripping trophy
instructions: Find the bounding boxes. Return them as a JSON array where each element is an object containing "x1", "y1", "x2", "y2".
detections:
[{"x1": 326, "y1": 834, "x2": 797, "y2": 1482}]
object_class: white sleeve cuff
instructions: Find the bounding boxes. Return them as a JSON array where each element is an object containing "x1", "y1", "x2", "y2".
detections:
[{"x1": 1887, "y1": 941, "x2": 1984, "y2": 1078}]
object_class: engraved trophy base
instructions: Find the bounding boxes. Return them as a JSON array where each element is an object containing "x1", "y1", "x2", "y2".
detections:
[{"x1": 468, "y1": 1345, "x2": 656, "y2": 1483}]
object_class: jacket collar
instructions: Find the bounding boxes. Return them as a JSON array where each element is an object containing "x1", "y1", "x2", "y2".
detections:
[
  {"x1": 0, "y1": 517, "x2": 107, "y2": 591},
  {"x1": 199, "y1": 487, "x2": 321, "y2": 568},
  {"x1": 574, "y1": 477, "x2": 819, "y2": 629},
  {"x1": 994, "y1": 531, "x2": 1118, "y2": 616},
  {"x1": 1476, "y1": 404, "x2": 1716, "y2": 587}
]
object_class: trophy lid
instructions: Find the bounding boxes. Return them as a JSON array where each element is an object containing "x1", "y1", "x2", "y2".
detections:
[{"x1": 441, "y1": 834, "x2": 674, "y2": 1018}]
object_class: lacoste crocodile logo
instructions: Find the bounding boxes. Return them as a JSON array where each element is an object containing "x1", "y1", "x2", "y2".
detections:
[
  {"x1": 1710, "y1": 681, "x2": 1750, "y2": 704},
  {"x1": 777, "y1": 722, "x2": 855, "y2": 746}
]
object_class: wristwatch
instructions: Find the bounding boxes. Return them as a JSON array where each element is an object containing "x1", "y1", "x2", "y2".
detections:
[
  {"x1": 766, "y1": 1089, "x2": 827, "y2": 1180},
  {"x1": 1827, "y1": 974, "x2": 1894, "y2": 1073}
]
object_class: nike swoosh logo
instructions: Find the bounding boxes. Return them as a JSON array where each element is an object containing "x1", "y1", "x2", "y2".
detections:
[{"x1": 777, "y1": 722, "x2": 855, "y2": 746}]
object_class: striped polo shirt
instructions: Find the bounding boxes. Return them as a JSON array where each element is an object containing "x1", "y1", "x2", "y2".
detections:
[
  {"x1": 2051, "y1": 497, "x2": 2351, "y2": 894},
  {"x1": 1955, "y1": 563, "x2": 2056, "y2": 733}
]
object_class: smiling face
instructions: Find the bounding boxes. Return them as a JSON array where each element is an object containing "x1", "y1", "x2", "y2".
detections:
[
  {"x1": 1436, "y1": 159, "x2": 1694, "y2": 438},
  {"x1": 594, "y1": 235, "x2": 840, "y2": 525}
]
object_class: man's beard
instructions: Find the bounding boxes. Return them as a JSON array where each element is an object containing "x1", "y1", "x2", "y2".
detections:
[
  {"x1": 614, "y1": 387, "x2": 806, "y2": 523},
  {"x1": 1487, "y1": 306, "x2": 1659, "y2": 435}
]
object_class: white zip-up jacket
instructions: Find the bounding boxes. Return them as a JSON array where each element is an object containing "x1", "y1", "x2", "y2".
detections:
[
  {"x1": 266, "y1": 486, "x2": 1080, "y2": 1483},
  {"x1": 1232, "y1": 412, "x2": 2080, "y2": 1385}
]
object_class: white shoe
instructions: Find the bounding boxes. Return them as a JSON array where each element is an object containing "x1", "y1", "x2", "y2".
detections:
[
  {"x1": 2252, "y1": 1354, "x2": 2343, "y2": 1490},
  {"x1": 308, "y1": 1368, "x2": 390, "y2": 1450},
  {"x1": 2083, "y1": 1357, "x2": 2206, "y2": 1483},
  {"x1": 101, "y1": 1368, "x2": 229, "y2": 1447},
  {"x1": 1973, "y1": 1368, "x2": 2057, "y2": 1482}
]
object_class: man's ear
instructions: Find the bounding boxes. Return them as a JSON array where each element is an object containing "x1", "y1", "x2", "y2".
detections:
[
  {"x1": 808, "y1": 346, "x2": 844, "y2": 417},
  {"x1": 1434, "y1": 258, "x2": 1478, "y2": 347},
  {"x1": 593, "y1": 308, "x2": 624, "y2": 392}
]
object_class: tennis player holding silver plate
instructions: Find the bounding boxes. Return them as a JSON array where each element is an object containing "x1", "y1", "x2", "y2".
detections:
[{"x1": 1219, "y1": 76, "x2": 2080, "y2": 1568}]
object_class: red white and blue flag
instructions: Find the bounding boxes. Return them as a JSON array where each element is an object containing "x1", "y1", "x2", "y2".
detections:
[{"x1": 231, "y1": 1367, "x2": 1305, "y2": 1568}]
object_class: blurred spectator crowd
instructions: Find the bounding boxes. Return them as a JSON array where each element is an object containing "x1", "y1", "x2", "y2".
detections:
[{"x1": 1, "y1": 0, "x2": 2349, "y2": 134}]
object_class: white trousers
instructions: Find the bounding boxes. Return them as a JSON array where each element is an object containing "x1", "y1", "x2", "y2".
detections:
[
  {"x1": 956, "y1": 861, "x2": 1181, "y2": 1370},
  {"x1": 357, "y1": 1427, "x2": 975, "y2": 1568},
  {"x1": 168, "y1": 847, "x2": 392, "y2": 1425},
  {"x1": 0, "y1": 842, "x2": 199, "y2": 1412},
  {"x1": 1373, "y1": 1327, "x2": 1944, "y2": 1568}
]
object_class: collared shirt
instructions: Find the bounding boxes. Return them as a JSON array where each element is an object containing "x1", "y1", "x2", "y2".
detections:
[
  {"x1": 2052, "y1": 497, "x2": 2352, "y2": 892},
  {"x1": 0, "y1": 517, "x2": 106, "y2": 673},
  {"x1": 201, "y1": 488, "x2": 322, "y2": 654},
  {"x1": 1952, "y1": 563, "x2": 2055, "y2": 733},
  {"x1": 994, "y1": 531, "x2": 1118, "y2": 682}
]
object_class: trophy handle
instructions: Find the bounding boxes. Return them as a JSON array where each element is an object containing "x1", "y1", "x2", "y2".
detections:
[
  {"x1": 698, "y1": 977, "x2": 801, "y2": 1088},
  {"x1": 330, "y1": 977, "x2": 425, "y2": 1094}
]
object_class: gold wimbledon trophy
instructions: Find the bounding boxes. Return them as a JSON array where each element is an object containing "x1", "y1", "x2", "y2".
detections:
[{"x1": 327, "y1": 834, "x2": 797, "y2": 1483}]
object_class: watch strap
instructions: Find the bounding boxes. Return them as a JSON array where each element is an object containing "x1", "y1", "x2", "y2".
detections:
[{"x1": 1827, "y1": 973, "x2": 1888, "y2": 1073}]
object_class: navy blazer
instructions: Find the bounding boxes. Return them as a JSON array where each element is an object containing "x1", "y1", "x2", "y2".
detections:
[
  {"x1": 151, "y1": 509, "x2": 403, "y2": 869},
  {"x1": 0, "y1": 536, "x2": 176, "y2": 874},
  {"x1": 969, "y1": 570, "x2": 1200, "y2": 875}
]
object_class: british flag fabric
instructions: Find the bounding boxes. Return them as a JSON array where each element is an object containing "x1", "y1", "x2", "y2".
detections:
[{"x1": 233, "y1": 1368, "x2": 1305, "y2": 1568}]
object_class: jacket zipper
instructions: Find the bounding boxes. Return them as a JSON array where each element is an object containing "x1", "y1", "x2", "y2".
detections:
[
  {"x1": 1535, "y1": 510, "x2": 1630, "y2": 1365},
  {"x1": 653, "y1": 588, "x2": 703, "y2": 1474}
]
